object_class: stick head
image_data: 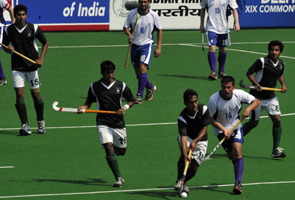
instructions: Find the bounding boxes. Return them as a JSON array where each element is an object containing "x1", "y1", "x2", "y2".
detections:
[
  {"x1": 52, "y1": 101, "x2": 60, "y2": 111},
  {"x1": 178, "y1": 183, "x2": 185, "y2": 197}
]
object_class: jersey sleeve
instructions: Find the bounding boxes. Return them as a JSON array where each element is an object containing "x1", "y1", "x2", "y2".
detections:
[
  {"x1": 86, "y1": 85, "x2": 97, "y2": 103},
  {"x1": 122, "y1": 83, "x2": 136, "y2": 102},
  {"x1": 201, "y1": 106, "x2": 211, "y2": 127},
  {"x1": 239, "y1": 90, "x2": 255, "y2": 104},
  {"x1": 247, "y1": 58, "x2": 263, "y2": 75},
  {"x1": 35, "y1": 26, "x2": 48, "y2": 45},
  {"x1": 154, "y1": 13, "x2": 163, "y2": 30},
  {"x1": 229, "y1": 0, "x2": 238, "y2": 9},
  {"x1": 178, "y1": 115, "x2": 187, "y2": 136},
  {"x1": 123, "y1": 10, "x2": 134, "y2": 28},
  {"x1": 208, "y1": 96, "x2": 217, "y2": 118}
]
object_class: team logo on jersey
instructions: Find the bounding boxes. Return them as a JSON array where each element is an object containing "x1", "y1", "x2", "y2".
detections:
[
  {"x1": 115, "y1": 87, "x2": 121, "y2": 94},
  {"x1": 148, "y1": 23, "x2": 151, "y2": 26},
  {"x1": 27, "y1": 33, "x2": 32, "y2": 38},
  {"x1": 140, "y1": 27, "x2": 145, "y2": 34},
  {"x1": 140, "y1": 55, "x2": 146, "y2": 62},
  {"x1": 235, "y1": 105, "x2": 239, "y2": 109}
]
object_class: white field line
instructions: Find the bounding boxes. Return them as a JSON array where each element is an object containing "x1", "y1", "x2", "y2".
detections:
[
  {"x1": 0, "y1": 113, "x2": 294, "y2": 131},
  {"x1": 0, "y1": 180, "x2": 294, "y2": 199},
  {"x1": 0, "y1": 166, "x2": 15, "y2": 169}
]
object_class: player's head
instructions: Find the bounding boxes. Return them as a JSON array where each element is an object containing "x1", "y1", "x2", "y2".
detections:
[
  {"x1": 183, "y1": 89, "x2": 198, "y2": 113},
  {"x1": 138, "y1": 0, "x2": 151, "y2": 12},
  {"x1": 220, "y1": 76, "x2": 236, "y2": 99},
  {"x1": 268, "y1": 40, "x2": 284, "y2": 53},
  {"x1": 100, "y1": 60, "x2": 116, "y2": 73},
  {"x1": 14, "y1": 4, "x2": 27, "y2": 15}
]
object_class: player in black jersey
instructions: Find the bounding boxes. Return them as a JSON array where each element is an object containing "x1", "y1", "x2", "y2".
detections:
[
  {"x1": 78, "y1": 60, "x2": 135, "y2": 188},
  {"x1": 174, "y1": 89, "x2": 210, "y2": 195},
  {"x1": 2, "y1": 4, "x2": 48, "y2": 136},
  {"x1": 242, "y1": 40, "x2": 287, "y2": 158}
]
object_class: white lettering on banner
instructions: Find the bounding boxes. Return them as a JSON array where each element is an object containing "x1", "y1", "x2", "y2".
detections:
[
  {"x1": 261, "y1": 0, "x2": 295, "y2": 3},
  {"x1": 152, "y1": 0, "x2": 201, "y2": 3},
  {"x1": 259, "y1": 4, "x2": 295, "y2": 12},
  {"x1": 63, "y1": 1, "x2": 105, "y2": 17},
  {"x1": 245, "y1": 5, "x2": 258, "y2": 13}
]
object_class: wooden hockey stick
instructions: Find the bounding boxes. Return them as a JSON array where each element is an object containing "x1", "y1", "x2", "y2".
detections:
[
  {"x1": 0, "y1": 43, "x2": 36, "y2": 64},
  {"x1": 178, "y1": 149, "x2": 192, "y2": 197},
  {"x1": 239, "y1": 79, "x2": 281, "y2": 92}
]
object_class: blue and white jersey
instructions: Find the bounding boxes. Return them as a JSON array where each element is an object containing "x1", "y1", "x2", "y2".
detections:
[
  {"x1": 208, "y1": 89, "x2": 255, "y2": 136},
  {"x1": 0, "y1": 0, "x2": 10, "y2": 25},
  {"x1": 124, "y1": 8, "x2": 162, "y2": 46},
  {"x1": 200, "y1": 0, "x2": 238, "y2": 34}
]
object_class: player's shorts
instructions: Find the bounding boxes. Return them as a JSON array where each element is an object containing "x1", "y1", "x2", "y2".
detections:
[
  {"x1": 131, "y1": 43, "x2": 153, "y2": 69},
  {"x1": 97, "y1": 125, "x2": 127, "y2": 148},
  {"x1": 207, "y1": 31, "x2": 231, "y2": 47},
  {"x1": 250, "y1": 97, "x2": 281, "y2": 120},
  {"x1": 217, "y1": 127, "x2": 243, "y2": 153},
  {"x1": 177, "y1": 135, "x2": 208, "y2": 165},
  {"x1": 12, "y1": 70, "x2": 40, "y2": 89}
]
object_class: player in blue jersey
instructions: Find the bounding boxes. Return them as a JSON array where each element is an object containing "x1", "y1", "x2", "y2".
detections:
[
  {"x1": 0, "y1": 0, "x2": 14, "y2": 85},
  {"x1": 200, "y1": 0, "x2": 240, "y2": 80},
  {"x1": 123, "y1": 0, "x2": 162, "y2": 104},
  {"x1": 208, "y1": 76, "x2": 260, "y2": 194},
  {"x1": 242, "y1": 40, "x2": 287, "y2": 158}
]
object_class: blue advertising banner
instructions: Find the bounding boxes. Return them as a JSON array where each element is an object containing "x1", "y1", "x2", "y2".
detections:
[
  {"x1": 237, "y1": 0, "x2": 295, "y2": 28},
  {"x1": 16, "y1": 0, "x2": 109, "y2": 31}
]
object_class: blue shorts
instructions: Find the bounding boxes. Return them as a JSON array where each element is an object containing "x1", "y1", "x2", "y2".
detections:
[
  {"x1": 217, "y1": 127, "x2": 244, "y2": 153},
  {"x1": 131, "y1": 43, "x2": 153, "y2": 69},
  {"x1": 207, "y1": 31, "x2": 230, "y2": 47}
]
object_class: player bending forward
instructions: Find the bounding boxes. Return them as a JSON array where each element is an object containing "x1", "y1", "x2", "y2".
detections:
[
  {"x1": 78, "y1": 61, "x2": 135, "y2": 187},
  {"x1": 208, "y1": 76, "x2": 260, "y2": 194},
  {"x1": 174, "y1": 89, "x2": 210, "y2": 196}
]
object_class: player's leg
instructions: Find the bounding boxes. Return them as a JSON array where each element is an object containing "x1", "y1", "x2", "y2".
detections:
[
  {"x1": 207, "y1": 31, "x2": 218, "y2": 80},
  {"x1": 28, "y1": 70, "x2": 45, "y2": 134},
  {"x1": 217, "y1": 33, "x2": 230, "y2": 78},
  {"x1": 0, "y1": 60, "x2": 7, "y2": 85},
  {"x1": 13, "y1": 71, "x2": 31, "y2": 135},
  {"x1": 266, "y1": 97, "x2": 285, "y2": 158},
  {"x1": 175, "y1": 135, "x2": 189, "y2": 191},
  {"x1": 131, "y1": 44, "x2": 144, "y2": 104}
]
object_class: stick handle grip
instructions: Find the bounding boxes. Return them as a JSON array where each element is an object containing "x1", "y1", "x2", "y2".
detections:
[{"x1": 261, "y1": 87, "x2": 282, "y2": 92}]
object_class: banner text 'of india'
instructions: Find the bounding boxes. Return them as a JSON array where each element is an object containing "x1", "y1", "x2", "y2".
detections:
[
  {"x1": 16, "y1": 0, "x2": 109, "y2": 31},
  {"x1": 237, "y1": 0, "x2": 295, "y2": 28}
]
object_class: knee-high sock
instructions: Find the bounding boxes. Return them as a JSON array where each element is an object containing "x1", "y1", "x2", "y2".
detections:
[
  {"x1": 273, "y1": 126, "x2": 282, "y2": 149},
  {"x1": 218, "y1": 52, "x2": 227, "y2": 72},
  {"x1": 145, "y1": 74, "x2": 153, "y2": 89},
  {"x1": 208, "y1": 52, "x2": 217, "y2": 71},
  {"x1": 34, "y1": 99, "x2": 44, "y2": 121},
  {"x1": 184, "y1": 168, "x2": 196, "y2": 183},
  {"x1": 177, "y1": 159, "x2": 185, "y2": 180},
  {"x1": 0, "y1": 60, "x2": 6, "y2": 79},
  {"x1": 242, "y1": 122, "x2": 253, "y2": 137},
  {"x1": 234, "y1": 158, "x2": 244, "y2": 183},
  {"x1": 106, "y1": 154, "x2": 122, "y2": 179},
  {"x1": 137, "y1": 73, "x2": 148, "y2": 96},
  {"x1": 15, "y1": 100, "x2": 28, "y2": 125}
]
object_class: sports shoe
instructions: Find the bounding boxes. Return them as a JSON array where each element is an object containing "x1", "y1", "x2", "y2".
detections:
[
  {"x1": 174, "y1": 179, "x2": 182, "y2": 191},
  {"x1": 233, "y1": 181, "x2": 242, "y2": 194},
  {"x1": 218, "y1": 70, "x2": 227, "y2": 78},
  {"x1": 145, "y1": 85, "x2": 157, "y2": 101},
  {"x1": 208, "y1": 70, "x2": 217, "y2": 80},
  {"x1": 20, "y1": 124, "x2": 32, "y2": 136},
  {"x1": 183, "y1": 183, "x2": 190, "y2": 194},
  {"x1": 37, "y1": 120, "x2": 46, "y2": 134},
  {"x1": 135, "y1": 94, "x2": 143, "y2": 104},
  {"x1": 271, "y1": 147, "x2": 286, "y2": 158},
  {"x1": 0, "y1": 78, "x2": 7, "y2": 85},
  {"x1": 113, "y1": 177, "x2": 125, "y2": 187}
]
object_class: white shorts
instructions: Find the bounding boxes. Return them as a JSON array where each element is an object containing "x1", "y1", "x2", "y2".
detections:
[
  {"x1": 177, "y1": 135, "x2": 208, "y2": 165},
  {"x1": 12, "y1": 70, "x2": 40, "y2": 89},
  {"x1": 97, "y1": 125, "x2": 127, "y2": 148},
  {"x1": 250, "y1": 96, "x2": 281, "y2": 120}
]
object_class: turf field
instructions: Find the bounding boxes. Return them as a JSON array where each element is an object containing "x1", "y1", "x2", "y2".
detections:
[{"x1": 0, "y1": 29, "x2": 295, "y2": 199}]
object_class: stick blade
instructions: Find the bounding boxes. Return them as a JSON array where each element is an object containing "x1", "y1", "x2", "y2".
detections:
[{"x1": 52, "y1": 101, "x2": 60, "y2": 111}]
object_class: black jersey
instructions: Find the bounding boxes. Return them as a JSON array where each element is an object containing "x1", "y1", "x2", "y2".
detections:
[
  {"x1": 3, "y1": 22, "x2": 47, "y2": 71},
  {"x1": 86, "y1": 78, "x2": 135, "y2": 128},
  {"x1": 247, "y1": 56, "x2": 285, "y2": 100},
  {"x1": 178, "y1": 103, "x2": 210, "y2": 141}
]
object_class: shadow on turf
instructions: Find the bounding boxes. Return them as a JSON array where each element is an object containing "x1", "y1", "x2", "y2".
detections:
[
  {"x1": 209, "y1": 153, "x2": 282, "y2": 161},
  {"x1": 33, "y1": 178, "x2": 108, "y2": 186},
  {"x1": 158, "y1": 74, "x2": 208, "y2": 80},
  {"x1": 0, "y1": 130, "x2": 22, "y2": 136},
  {"x1": 125, "y1": 190, "x2": 178, "y2": 199}
]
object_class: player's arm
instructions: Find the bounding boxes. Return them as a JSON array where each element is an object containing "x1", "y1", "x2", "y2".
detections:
[
  {"x1": 241, "y1": 98, "x2": 260, "y2": 120},
  {"x1": 123, "y1": 27, "x2": 133, "y2": 45},
  {"x1": 232, "y1": 9, "x2": 240, "y2": 32},
  {"x1": 200, "y1": 8, "x2": 205, "y2": 32},
  {"x1": 190, "y1": 126, "x2": 208, "y2": 152},
  {"x1": 118, "y1": 84, "x2": 136, "y2": 115},
  {"x1": 7, "y1": 6, "x2": 15, "y2": 24},
  {"x1": 246, "y1": 61, "x2": 263, "y2": 91},
  {"x1": 77, "y1": 87, "x2": 95, "y2": 114},
  {"x1": 278, "y1": 74, "x2": 287, "y2": 93},
  {"x1": 154, "y1": 29, "x2": 162, "y2": 58},
  {"x1": 35, "y1": 41, "x2": 48, "y2": 68},
  {"x1": 210, "y1": 117, "x2": 231, "y2": 139},
  {"x1": 180, "y1": 135, "x2": 191, "y2": 164}
]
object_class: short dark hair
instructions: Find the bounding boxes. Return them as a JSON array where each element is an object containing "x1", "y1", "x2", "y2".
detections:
[
  {"x1": 268, "y1": 40, "x2": 284, "y2": 52},
  {"x1": 100, "y1": 60, "x2": 116, "y2": 73},
  {"x1": 183, "y1": 89, "x2": 198, "y2": 102},
  {"x1": 14, "y1": 4, "x2": 27, "y2": 15},
  {"x1": 221, "y1": 76, "x2": 235, "y2": 86}
]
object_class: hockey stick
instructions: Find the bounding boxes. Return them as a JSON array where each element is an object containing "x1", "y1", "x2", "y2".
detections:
[
  {"x1": 178, "y1": 149, "x2": 192, "y2": 197},
  {"x1": 0, "y1": 43, "x2": 36, "y2": 64},
  {"x1": 200, "y1": 119, "x2": 242, "y2": 165},
  {"x1": 52, "y1": 101, "x2": 117, "y2": 114},
  {"x1": 239, "y1": 79, "x2": 281, "y2": 92},
  {"x1": 201, "y1": 31, "x2": 205, "y2": 51},
  {"x1": 124, "y1": 14, "x2": 139, "y2": 69}
]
